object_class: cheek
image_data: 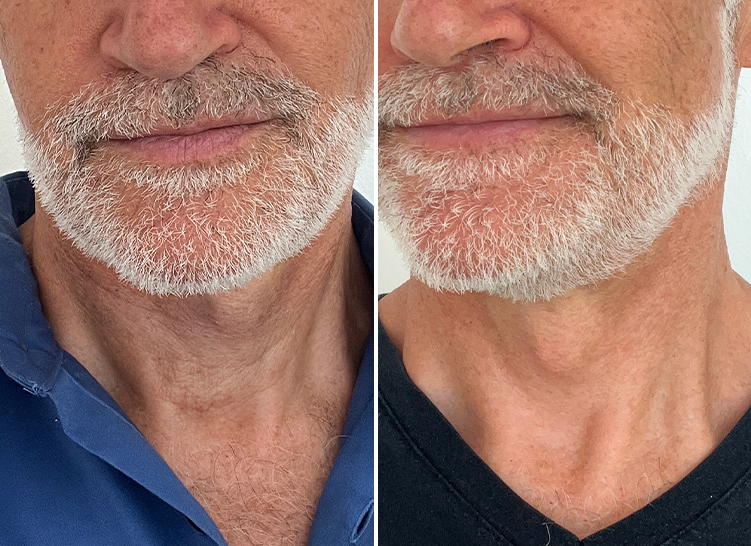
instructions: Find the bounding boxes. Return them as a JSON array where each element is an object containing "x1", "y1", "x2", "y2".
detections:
[
  {"x1": 333, "y1": 10, "x2": 374, "y2": 95},
  {"x1": 545, "y1": 0, "x2": 723, "y2": 113},
  {"x1": 0, "y1": 2, "x2": 106, "y2": 129},
  {"x1": 264, "y1": 7, "x2": 372, "y2": 96}
]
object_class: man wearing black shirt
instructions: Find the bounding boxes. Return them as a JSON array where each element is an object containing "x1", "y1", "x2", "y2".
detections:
[{"x1": 377, "y1": 0, "x2": 751, "y2": 543}]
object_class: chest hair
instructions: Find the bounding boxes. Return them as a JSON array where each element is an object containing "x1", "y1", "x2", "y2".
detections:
[
  {"x1": 165, "y1": 406, "x2": 343, "y2": 546},
  {"x1": 500, "y1": 451, "x2": 685, "y2": 538}
]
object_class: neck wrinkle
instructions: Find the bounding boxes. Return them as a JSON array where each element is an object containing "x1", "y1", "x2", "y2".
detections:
[
  {"x1": 379, "y1": 183, "x2": 751, "y2": 536},
  {"x1": 27, "y1": 195, "x2": 368, "y2": 436}
]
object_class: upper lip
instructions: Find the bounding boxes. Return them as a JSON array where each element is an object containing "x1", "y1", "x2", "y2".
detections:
[
  {"x1": 397, "y1": 108, "x2": 569, "y2": 129},
  {"x1": 110, "y1": 116, "x2": 273, "y2": 140}
]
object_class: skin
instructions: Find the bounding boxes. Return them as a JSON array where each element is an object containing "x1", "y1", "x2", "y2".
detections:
[
  {"x1": 379, "y1": 0, "x2": 751, "y2": 539},
  {"x1": 0, "y1": 0, "x2": 373, "y2": 544}
]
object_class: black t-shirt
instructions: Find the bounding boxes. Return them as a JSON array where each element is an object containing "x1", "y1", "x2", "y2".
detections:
[{"x1": 379, "y1": 321, "x2": 751, "y2": 545}]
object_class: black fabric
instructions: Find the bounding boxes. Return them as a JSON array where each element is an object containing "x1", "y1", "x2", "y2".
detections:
[{"x1": 378, "y1": 321, "x2": 751, "y2": 545}]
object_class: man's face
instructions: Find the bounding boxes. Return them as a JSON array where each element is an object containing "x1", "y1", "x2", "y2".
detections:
[
  {"x1": 379, "y1": 0, "x2": 741, "y2": 301},
  {"x1": 0, "y1": 0, "x2": 373, "y2": 296}
]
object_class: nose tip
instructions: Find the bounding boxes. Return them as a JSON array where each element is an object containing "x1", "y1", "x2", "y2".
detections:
[
  {"x1": 100, "y1": 1, "x2": 241, "y2": 81},
  {"x1": 390, "y1": 1, "x2": 531, "y2": 67}
]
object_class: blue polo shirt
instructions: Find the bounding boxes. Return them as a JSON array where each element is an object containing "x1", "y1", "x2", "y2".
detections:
[{"x1": 0, "y1": 172, "x2": 374, "y2": 546}]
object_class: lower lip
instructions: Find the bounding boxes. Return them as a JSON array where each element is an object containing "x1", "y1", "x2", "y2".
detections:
[
  {"x1": 398, "y1": 117, "x2": 569, "y2": 149},
  {"x1": 111, "y1": 123, "x2": 268, "y2": 163}
]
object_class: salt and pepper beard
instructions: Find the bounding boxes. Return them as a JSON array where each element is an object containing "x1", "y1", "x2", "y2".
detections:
[
  {"x1": 379, "y1": 3, "x2": 739, "y2": 302},
  {"x1": 23, "y1": 60, "x2": 372, "y2": 297}
]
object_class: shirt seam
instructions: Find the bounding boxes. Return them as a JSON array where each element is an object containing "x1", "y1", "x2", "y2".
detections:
[
  {"x1": 658, "y1": 463, "x2": 751, "y2": 545},
  {"x1": 352, "y1": 198, "x2": 370, "y2": 221},
  {"x1": 50, "y1": 355, "x2": 142, "y2": 434},
  {"x1": 378, "y1": 389, "x2": 516, "y2": 546},
  {"x1": 381, "y1": 381, "x2": 751, "y2": 546},
  {"x1": 0, "y1": 336, "x2": 63, "y2": 394}
]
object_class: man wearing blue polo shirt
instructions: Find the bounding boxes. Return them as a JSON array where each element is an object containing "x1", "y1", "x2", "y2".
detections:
[{"x1": 0, "y1": 1, "x2": 374, "y2": 545}]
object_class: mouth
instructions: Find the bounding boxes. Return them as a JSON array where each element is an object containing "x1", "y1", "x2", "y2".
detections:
[
  {"x1": 107, "y1": 117, "x2": 274, "y2": 163},
  {"x1": 386, "y1": 109, "x2": 574, "y2": 150}
]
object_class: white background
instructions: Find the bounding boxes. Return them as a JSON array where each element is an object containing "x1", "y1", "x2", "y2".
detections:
[{"x1": 378, "y1": 70, "x2": 751, "y2": 291}]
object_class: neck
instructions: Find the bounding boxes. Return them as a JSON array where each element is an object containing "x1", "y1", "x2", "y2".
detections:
[
  {"x1": 23, "y1": 194, "x2": 372, "y2": 439},
  {"x1": 380, "y1": 184, "x2": 751, "y2": 537}
]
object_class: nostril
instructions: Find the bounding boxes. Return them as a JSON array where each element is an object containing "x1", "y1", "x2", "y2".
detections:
[
  {"x1": 390, "y1": 4, "x2": 531, "y2": 67},
  {"x1": 99, "y1": 5, "x2": 242, "y2": 81}
]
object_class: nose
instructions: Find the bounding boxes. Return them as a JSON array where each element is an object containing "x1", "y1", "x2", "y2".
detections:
[
  {"x1": 391, "y1": 0, "x2": 531, "y2": 66},
  {"x1": 100, "y1": 0, "x2": 242, "y2": 80}
]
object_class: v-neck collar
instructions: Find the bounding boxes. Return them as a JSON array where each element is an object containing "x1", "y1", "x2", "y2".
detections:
[{"x1": 379, "y1": 320, "x2": 751, "y2": 546}]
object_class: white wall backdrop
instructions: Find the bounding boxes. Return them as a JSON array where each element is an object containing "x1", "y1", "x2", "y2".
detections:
[
  {"x1": 379, "y1": 69, "x2": 751, "y2": 291},
  {"x1": 0, "y1": 72, "x2": 23, "y2": 173}
]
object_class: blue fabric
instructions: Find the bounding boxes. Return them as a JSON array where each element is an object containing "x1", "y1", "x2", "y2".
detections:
[{"x1": 0, "y1": 172, "x2": 374, "y2": 546}]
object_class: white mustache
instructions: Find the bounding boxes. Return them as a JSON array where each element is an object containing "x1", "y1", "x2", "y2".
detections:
[
  {"x1": 377, "y1": 55, "x2": 617, "y2": 131},
  {"x1": 43, "y1": 58, "x2": 320, "y2": 165}
]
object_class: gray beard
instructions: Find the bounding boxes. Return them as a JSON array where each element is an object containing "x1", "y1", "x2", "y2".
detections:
[
  {"x1": 377, "y1": 5, "x2": 737, "y2": 302},
  {"x1": 23, "y1": 62, "x2": 372, "y2": 297}
]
